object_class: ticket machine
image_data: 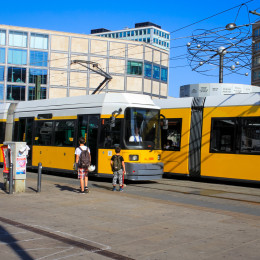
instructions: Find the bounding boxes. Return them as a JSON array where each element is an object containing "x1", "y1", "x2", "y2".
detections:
[{"x1": 2, "y1": 142, "x2": 28, "y2": 193}]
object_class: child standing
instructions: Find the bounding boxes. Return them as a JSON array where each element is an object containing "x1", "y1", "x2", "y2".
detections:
[
  {"x1": 75, "y1": 137, "x2": 91, "y2": 194},
  {"x1": 110, "y1": 147, "x2": 126, "y2": 192}
]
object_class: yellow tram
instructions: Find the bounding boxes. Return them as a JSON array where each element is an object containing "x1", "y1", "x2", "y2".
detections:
[
  {"x1": 0, "y1": 93, "x2": 163, "y2": 180},
  {"x1": 155, "y1": 93, "x2": 260, "y2": 182}
]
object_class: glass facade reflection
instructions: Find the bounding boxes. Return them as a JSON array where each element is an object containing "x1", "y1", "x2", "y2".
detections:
[
  {"x1": 0, "y1": 84, "x2": 3, "y2": 100},
  {"x1": 153, "y1": 65, "x2": 160, "y2": 80},
  {"x1": 0, "y1": 30, "x2": 5, "y2": 46},
  {"x1": 0, "y1": 48, "x2": 5, "y2": 63},
  {"x1": 7, "y1": 85, "x2": 25, "y2": 101},
  {"x1": 30, "y1": 33, "x2": 48, "y2": 49},
  {"x1": 144, "y1": 63, "x2": 152, "y2": 78},
  {"x1": 0, "y1": 66, "x2": 4, "y2": 81},
  {"x1": 30, "y1": 51, "x2": 48, "y2": 67},
  {"x1": 9, "y1": 31, "x2": 28, "y2": 48},
  {"x1": 28, "y1": 86, "x2": 46, "y2": 100},
  {"x1": 8, "y1": 49, "x2": 27, "y2": 65},
  {"x1": 29, "y1": 69, "x2": 47, "y2": 84},
  {"x1": 7, "y1": 67, "x2": 26, "y2": 83}
]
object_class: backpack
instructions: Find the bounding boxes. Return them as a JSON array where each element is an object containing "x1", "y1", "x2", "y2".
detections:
[
  {"x1": 113, "y1": 155, "x2": 122, "y2": 171},
  {"x1": 78, "y1": 147, "x2": 90, "y2": 169}
]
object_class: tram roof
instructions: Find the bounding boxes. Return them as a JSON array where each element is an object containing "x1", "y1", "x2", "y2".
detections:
[
  {"x1": 204, "y1": 93, "x2": 260, "y2": 107},
  {"x1": 14, "y1": 93, "x2": 159, "y2": 117},
  {"x1": 154, "y1": 97, "x2": 193, "y2": 109}
]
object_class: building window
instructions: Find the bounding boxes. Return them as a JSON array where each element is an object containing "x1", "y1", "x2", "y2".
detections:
[
  {"x1": 253, "y1": 70, "x2": 260, "y2": 81},
  {"x1": 7, "y1": 85, "x2": 25, "y2": 101},
  {"x1": 8, "y1": 49, "x2": 27, "y2": 65},
  {"x1": 144, "y1": 63, "x2": 152, "y2": 78},
  {"x1": 0, "y1": 30, "x2": 6, "y2": 45},
  {"x1": 29, "y1": 69, "x2": 47, "y2": 84},
  {"x1": 123, "y1": 32, "x2": 126, "y2": 37},
  {"x1": 131, "y1": 31, "x2": 134, "y2": 36},
  {"x1": 0, "y1": 48, "x2": 5, "y2": 63},
  {"x1": 253, "y1": 28, "x2": 260, "y2": 37},
  {"x1": 119, "y1": 32, "x2": 122, "y2": 37},
  {"x1": 30, "y1": 51, "x2": 48, "y2": 67},
  {"x1": 127, "y1": 61, "x2": 143, "y2": 75},
  {"x1": 161, "y1": 68, "x2": 168, "y2": 82},
  {"x1": 0, "y1": 66, "x2": 4, "y2": 81},
  {"x1": 28, "y1": 86, "x2": 47, "y2": 100},
  {"x1": 139, "y1": 30, "x2": 142, "y2": 36},
  {"x1": 30, "y1": 33, "x2": 48, "y2": 50},
  {"x1": 153, "y1": 65, "x2": 160, "y2": 80},
  {"x1": 9, "y1": 31, "x2": 28, "y2": 48},
  {"x1": 0, "y1": 84, "x2": 3, "y2": 100},
  {"x1": 253, "y1": 56, "x2": 260, "y2": 66},
  {"x1": 7, "y1": 67, "x2": 26, "y2": 83}
]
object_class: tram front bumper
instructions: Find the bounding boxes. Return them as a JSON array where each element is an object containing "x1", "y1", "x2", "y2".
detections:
[{"x1": 125, "y1": 162, "x2": 164, "y2": 181}]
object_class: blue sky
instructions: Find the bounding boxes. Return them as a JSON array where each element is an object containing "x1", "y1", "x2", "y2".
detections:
[{"x1": 1, "y1": 0, "x2": 259, "y2": 97}]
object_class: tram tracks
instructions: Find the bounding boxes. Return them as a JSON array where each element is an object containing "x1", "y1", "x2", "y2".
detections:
[{"x1": 132, "y1": 181, "x2": 260, "y2": 205}]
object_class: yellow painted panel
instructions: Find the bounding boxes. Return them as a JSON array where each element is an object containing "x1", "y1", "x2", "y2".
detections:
[
  {"x1": 0, "y1": 144, "x2": 3, "y2": 163},
  {"x1": 35, "y1": 116, "x2": 77, "y2": 121},
  {"x1": 160, "y1": 107, "x2": 191, "y2": 175},
  {"x1": 101, "y1": 114, "x2": 124, "y2": 119},
  {"x1": 162, "y1": 150, "x2": 189, "y2": 174},
  {"x1": 201, "y1": 106, "x2": 260, "y2": 181},
  {"x1": 32, "y1": 146, "x2": 75, "y2": 170},
  {"x1": 98, "y1": 149, "x2": 162, "y2": 175}
]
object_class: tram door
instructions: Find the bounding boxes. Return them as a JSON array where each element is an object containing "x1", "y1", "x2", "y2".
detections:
[
  {"x1": 77, "y1": 115, "x2": 99, "y2": 171},
  {"x1": 16, "y1": 117, "x2": 34, "y2": 166}
]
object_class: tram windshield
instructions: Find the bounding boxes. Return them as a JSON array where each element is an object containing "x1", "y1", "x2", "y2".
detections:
[{"x1": 125, "y1": 108, "x2": 160, "y2": 149}]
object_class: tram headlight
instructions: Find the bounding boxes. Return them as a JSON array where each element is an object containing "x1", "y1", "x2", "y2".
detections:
[
  {"x1": 158, "y1": 154, "x2": 161, "y2": 160},
  {"x1": 129, "y1": 155, "x2": 139, "y2": 161}
]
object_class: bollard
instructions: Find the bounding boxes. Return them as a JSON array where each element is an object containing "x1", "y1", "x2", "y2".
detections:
[
  {"x1": 9, "y1": 163, "x2": 13, "y2": 194},
  {"x1": 37, "y1": 163, "x2": 42, "y2": 193}
]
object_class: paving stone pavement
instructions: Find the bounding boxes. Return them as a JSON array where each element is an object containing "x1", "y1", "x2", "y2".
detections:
[{"x1": 0, "y1": 171, "x2": 259, "y2": 260}]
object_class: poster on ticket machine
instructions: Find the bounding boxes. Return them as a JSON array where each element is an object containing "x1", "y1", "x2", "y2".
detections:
[{"x1": 1, "y1": 145, "x2": 10, "y2": 174}]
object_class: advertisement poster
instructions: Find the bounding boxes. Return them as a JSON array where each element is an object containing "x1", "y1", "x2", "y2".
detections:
[
  {"x1": 1, "y1": 145, "x2": 10, "y2": 174},
  {"x1": 16, "y1": 157, "x2": 26, "y2": 175}
]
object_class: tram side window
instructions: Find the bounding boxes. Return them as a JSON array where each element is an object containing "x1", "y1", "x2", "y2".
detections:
[
  {"x1": 54, "y1": 120, "x2": 75, "y2": 147},
  {"x1": 240, "y1": 117, "x2": 260, "y2": 154},
  {"x1": 162, "y1": 119, "x2": 182, "y2": 151},
  {"x1": 0, "y1": 122, "x2": 6, "y2": 143},
  {"x1": 34, "y1": 121, "x2": 53, "y2": 146},
  {"x1": 99, "y1": 118, "x2": 121, "y2": 148},
  {"x1": 210, "y1": 118, "x2": 236, "y2": 153}
]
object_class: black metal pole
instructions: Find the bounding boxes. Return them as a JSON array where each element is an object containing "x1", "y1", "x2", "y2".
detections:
[
  {"x1": 219, "y1": 55, "x2": 224, "y2": 83},
  {"x1": 37, "y1": 163, "x2": 42, "y2": 193},
  {"x1": 9, "y1": 163, "x2": 13, "y2": 194}
]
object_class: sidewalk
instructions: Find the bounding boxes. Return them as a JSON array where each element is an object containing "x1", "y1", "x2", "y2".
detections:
[{"x1": 0, "y1": 170, "x2": 260, "y2": 259}]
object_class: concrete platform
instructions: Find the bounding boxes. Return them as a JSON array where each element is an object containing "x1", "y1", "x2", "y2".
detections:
[{"x1": 0, "y1": 171, "x2": 259, "y2": 259}]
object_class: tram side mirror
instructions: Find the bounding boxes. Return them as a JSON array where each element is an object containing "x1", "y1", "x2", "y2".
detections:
[
  {"x1": 163, "y1": 119, "x2": 168, "y2": 130},
  {"x1": 110, "y1": 116, "x2": 115, "y2": 128}
]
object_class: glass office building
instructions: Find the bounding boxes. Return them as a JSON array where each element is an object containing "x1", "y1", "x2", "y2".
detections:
[
  {"x1": 0, "y1": 25, "x2": 169, "y2": 102},
  {"x1": 91, "y1": 22, "x2": 170, "y2": 51}
]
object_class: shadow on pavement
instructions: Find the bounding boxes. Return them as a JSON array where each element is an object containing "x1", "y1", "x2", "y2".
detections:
[{"x1": 54, "y1": 184, "x2": 79, "y2": 193}]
